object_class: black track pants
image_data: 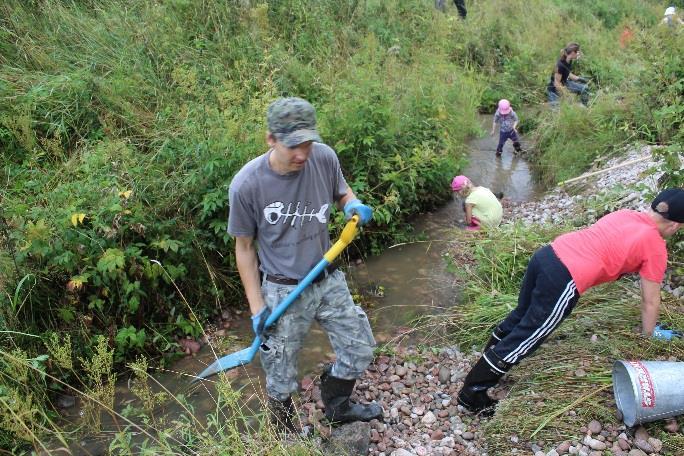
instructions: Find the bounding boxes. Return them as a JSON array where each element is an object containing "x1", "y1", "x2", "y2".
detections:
[{"x1": 488, "y1": 245, "x2": 580, "y2": 372}]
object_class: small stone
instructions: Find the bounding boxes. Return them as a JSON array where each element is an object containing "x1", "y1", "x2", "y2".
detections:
[
  {"x1": 431, "y1": 429, "x2": 444, "y2": 440},
  {"x1": 438, "y1": 366, "x2": 450, "y2": 384},
  {"x1": 556, "y1": 441, "x2": 571, "y2": 454},
  {"x1": 391, "y1": 449, "x2": 413, "y2": 456},
  {"x1": 583, "y1": 436, "x2": 606, "y2": 451},
  {"x1": 633, "y1": 439, "x2": 653, "y2": 454},
  {"x1": 179, "y1": 338, "x2": 201, "y2": 355},
  {"x1": 574, "y1": 369, "x2": 586, "y2": 377},
  {"x1": 462, "y1": 431, "x2": 474, "y2": 440},
  {"x1": 627, "y1": 449, "x2": 647, "y2": 456},
  {"x1": 664, "y1": 418, "x2": 680, "y2": 433},
  {"x1": 421, "y1": 411, "x2": 437, "y2": 425},
  {"x1": 634, "y1": 426, "x2": 649, "y2": 442},
  {"x1": 587, "y1": 420, "x2": 602, "y2": 434},
  {"x1": 412, "y1": 405, "x2": 425, "y2": 416},
  {"x1": 646, "y1": 437, "x2": 662, "y2": 453},
  {"x1": 617, "y1": 438, "x2": 630, "y2": 450}
]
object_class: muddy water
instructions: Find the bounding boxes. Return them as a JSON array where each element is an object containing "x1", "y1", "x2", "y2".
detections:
[{"x1": 69, "y1": 116, "x2": 541, "y2": 453}]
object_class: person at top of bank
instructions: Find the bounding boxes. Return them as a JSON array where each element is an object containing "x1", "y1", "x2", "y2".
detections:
[
  {"x1": 228, "y1": 97, "x2": 382, "y2": 433},
  {"x1": 547, "y1": 42, "x2": 590, "y2": 106},
  {"x1": 451, "y1": 175, "x2": 503, "y2": 230},
  {"x1": 661, "y1": 6, "x2": 684, "y2": 27},
  {"x1": 456, "y1": 188, "x2": 684, "y2": 416}
]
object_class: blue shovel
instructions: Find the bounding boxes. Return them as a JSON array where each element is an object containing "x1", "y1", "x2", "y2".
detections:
[{"x1": 194, "y1": 215, "x2": 360, "y2": 381}]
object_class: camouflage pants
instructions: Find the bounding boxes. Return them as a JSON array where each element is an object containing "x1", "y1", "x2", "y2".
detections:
[{"x1": 259, "y1": 269, "x2": 376, "y2": 401}]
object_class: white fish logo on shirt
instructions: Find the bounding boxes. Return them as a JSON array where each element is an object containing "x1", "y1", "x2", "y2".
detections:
[{"x1": 263, "y1": 201, "x2": 328, "y2": 226}]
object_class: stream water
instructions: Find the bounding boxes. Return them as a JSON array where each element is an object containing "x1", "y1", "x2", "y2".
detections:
[{"x1": 65, "y1": 115, "x2": 542, "y2": 454}]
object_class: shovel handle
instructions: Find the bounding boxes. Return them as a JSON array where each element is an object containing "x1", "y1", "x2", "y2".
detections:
[{"x1": 324, "y1": 215, "x2": 359, "y2": 262}]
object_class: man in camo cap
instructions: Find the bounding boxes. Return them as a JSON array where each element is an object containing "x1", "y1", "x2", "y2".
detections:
[{"x1": 228, "y1": 97, "x2": 383, "y2": 432}]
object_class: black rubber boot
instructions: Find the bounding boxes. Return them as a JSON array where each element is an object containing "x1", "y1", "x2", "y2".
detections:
[
  {"x1": 457, "y1": 349, "x2": 510, "y2": 416},
  {"x1": 321, "y1": 366, "x2": 383, "y2": 424},
  {"x1": 268, "y1": 396, "x2": 299, "y2": 434},
  {"x1": 482, "y1": 326, "x2": 507, "y2": 352}
]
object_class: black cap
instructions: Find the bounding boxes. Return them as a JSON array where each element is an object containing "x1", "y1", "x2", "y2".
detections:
[{"x1": 651, "y1": 188, "x2": 684, "y2": 223}]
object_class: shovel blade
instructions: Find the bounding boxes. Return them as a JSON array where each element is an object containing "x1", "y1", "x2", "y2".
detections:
[{"x1": 193, "y1": 343, "x2": 259, "y2": 382}]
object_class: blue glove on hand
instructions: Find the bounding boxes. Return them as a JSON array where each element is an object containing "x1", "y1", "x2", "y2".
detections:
[
  {"x1": 251, "y1": 307, "x2": 271, "y2": 337},
  {"x1": 652, "y1": 324, "x2": 683, "y2": 341},
  {"x1": 343, "y1": 199, "x2": 373, "y2": 226}
]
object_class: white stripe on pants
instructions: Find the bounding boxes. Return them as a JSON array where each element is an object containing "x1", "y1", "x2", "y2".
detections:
[{"x1": 503, "y1": 280, "x2": 577, "y2": 364}]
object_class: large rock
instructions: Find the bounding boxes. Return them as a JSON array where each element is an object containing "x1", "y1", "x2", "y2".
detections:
[{"x1": 322, "y1": 421, "x2": 371, "y2": 456}]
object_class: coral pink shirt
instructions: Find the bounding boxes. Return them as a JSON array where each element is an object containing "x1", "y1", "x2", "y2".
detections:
[{"x1": 551, "y1": 210, "x2": 667, "y2": 294}]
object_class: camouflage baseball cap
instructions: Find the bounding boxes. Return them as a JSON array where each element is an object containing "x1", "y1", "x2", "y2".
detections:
[{"x1": 267, "y1": 97, "x2": 322, "y2": 147}]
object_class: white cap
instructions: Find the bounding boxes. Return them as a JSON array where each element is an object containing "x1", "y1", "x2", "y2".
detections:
[{"x1": 665, "y1": 6, "x2": 676, "y2": 16}]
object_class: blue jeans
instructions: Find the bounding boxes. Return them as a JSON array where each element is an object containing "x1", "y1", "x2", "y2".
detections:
[
  {"x1": 497, "y1": 129, "x2": 521, "y2": 153},
  {"x1": 548, "y1": 81, "x2": 589, "y2": 106}
]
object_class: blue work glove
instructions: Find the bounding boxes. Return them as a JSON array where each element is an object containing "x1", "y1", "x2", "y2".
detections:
[
  {"x1": 251, "y1": 307, "x2": 271, "y2": 337},
  {"x1": 652, "y1": 324, "x2": 683, "y2": 341},
  {"x1": 343, "y1": 199, "x2": 373, "y2": 226}
]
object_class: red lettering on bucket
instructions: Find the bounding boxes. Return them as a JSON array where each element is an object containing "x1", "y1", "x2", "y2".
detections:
[{"x1": 629, "y1": 361, "x2": 656, "y2": 408}]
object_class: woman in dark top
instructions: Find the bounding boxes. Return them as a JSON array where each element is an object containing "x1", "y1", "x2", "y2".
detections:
[{"x1": 547, "y1": 42, "x2": 589, "y2": 106}]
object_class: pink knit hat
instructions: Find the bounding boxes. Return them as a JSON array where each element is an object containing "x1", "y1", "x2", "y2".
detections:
[
  {"x1": 451, "y1": 175, "x2": 470, "y2": 192},
  {"x1": 498, "y1": 99, "x2": 512, "y2": 115}
]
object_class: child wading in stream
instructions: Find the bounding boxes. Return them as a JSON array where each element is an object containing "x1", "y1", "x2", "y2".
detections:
[
  {"x1": 491, "y1": 99, "x2": 522, "y2": 157},
  {"x1": 457, "y1": 188, "x2": 684, "y2": 416}
]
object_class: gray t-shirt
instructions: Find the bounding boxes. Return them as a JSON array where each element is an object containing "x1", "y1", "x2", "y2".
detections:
[
  {"x1": 493, "y1": 109, "x2": 519, "y2": 132},
  {"x1": 228, "y1": 142, "x2": 348, "y2": 279}
]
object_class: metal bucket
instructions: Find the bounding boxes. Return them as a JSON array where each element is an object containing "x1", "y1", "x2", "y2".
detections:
[{"x1": 612, "y1": 360, "x2": 684, "y2": 427}]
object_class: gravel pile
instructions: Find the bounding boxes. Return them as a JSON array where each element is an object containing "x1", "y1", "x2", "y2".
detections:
[
  {"x1": 507, "y1": 147, "x2": 662, "y2": 226},
  {"x1": 298, "y1": 348, "x2": 680, "y2": 456},
  {"x1": 299, "y1": 347, "x2": 489, "y2": 456}
]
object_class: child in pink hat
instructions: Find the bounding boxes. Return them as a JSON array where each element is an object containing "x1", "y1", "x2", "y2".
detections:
[
  {"x1": 490, "y1": 99, "x2": 521, "y2": 157},
  {"x1": 451, "y1": 175, "x2": 503, "y2": 230}
]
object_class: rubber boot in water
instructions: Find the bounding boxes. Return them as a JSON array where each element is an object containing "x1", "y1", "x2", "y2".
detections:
[
  {"x1": 513, "y1": 142, "x2": 522, "y2": 155},
  {"x1": 457, "y1": 348, "x2": 510, "y2": 416},
  {"x1": 320, "y1": 366, "x2": 383, "y2": 424},
  {"x1": 268, "y1": 396, "x2": 299, "y2": 434}
]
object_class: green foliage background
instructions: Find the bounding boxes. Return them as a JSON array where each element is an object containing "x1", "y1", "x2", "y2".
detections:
[{"x1": 0, "y1": 0, "x2": 682, "y2": 451}]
